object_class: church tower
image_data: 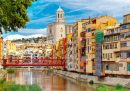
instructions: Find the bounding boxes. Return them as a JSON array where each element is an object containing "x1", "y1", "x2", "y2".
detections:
[{"x1": 55, "y1": 6, "x2": 64, "y2": 23}]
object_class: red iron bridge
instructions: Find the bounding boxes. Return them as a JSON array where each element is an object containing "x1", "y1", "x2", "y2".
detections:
[{"x1": 1, "y1": 59, "x2": 65, "y2": 66}]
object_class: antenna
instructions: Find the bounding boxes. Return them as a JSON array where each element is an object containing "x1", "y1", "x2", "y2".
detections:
[{"x1": 59, "y1": 4, "x2": 60, "y2": 8}]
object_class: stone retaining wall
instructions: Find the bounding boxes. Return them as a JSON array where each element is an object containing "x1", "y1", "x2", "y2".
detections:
[
  {"x1": 53, "y1": 70, "x2": 130, "y2": 88},
  {"x1": 0, "y1": 70, "x2": 7, "y2": 80}
]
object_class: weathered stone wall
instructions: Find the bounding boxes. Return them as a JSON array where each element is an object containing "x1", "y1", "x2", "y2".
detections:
[{"x1": 53, "y1": 70, "x2": 130, "y2": 88}]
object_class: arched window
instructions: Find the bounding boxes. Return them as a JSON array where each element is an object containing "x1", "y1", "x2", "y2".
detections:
[
  {"x1": 61, "y1": 14, "x2": 62, "y2": 18},
  {"x1": 58, "y1": 14, "x2": 59, "y2": 18}
]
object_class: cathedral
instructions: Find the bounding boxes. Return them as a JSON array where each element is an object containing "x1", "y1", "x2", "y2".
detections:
[{"x1": 47, "y1": 6, "x2": 65, "y2": 42}]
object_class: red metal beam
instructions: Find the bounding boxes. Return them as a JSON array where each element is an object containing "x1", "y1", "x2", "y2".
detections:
[
  {"x1": 1, "y1": 59, "x2": 65, "y2": 66},
  {"x1": 1, "y1": 64, "x2": 65, "y2": 66},
  {"x1": 1, "y1": 59, "x2": 65, "y2": 60}
]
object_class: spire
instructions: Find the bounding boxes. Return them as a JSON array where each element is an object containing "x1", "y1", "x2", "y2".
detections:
[
  {"x1": 59, "y1": 4, "x2": 60, "y2": 8},
  {"x1": 56, "y1": 5, "x2": 63, "y2": 12}
]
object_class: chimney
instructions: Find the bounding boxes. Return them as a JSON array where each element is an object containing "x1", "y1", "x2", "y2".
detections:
[
  {"x1": 74, "y1": 21, "x2": 77, "y2": 24},
  {"x1": 89, "y1": 16, "x2": 90, "y2": 24},
  {"x1": 77, "y1": 19, "x2": 79, "y2": 22}
]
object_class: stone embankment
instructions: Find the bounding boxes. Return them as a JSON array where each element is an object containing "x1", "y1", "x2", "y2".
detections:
[
  {"x1": 0, "y1": 70, "x2": 7, "y2": 80},
  {"x1": 53, "y1": 70, "x2": 130, "y2": 89},
  {"x1": 7, "y1": 68, "x2": 48, "y2": 71}
]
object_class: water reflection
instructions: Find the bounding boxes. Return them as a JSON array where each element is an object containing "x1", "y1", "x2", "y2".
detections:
[{"x1": 6, "y1": 71, "x2": 95, "y2": 91}]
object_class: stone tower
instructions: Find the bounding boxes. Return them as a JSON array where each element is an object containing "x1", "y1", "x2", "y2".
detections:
[{"x1": 55, "y1": 6, "x2": 64, "y2": 23}]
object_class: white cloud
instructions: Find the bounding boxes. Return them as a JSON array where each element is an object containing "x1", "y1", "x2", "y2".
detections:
[
  {"x1": 38, "y1": 0, "x2": 130, "y2": 23},
  {"x1": 4, "y1": 34, "x2": 46, "y2": 41},
  {"x1": 28, "y1": 15, "x2": 55, "y2": 24},
  {"x1": 18, "y1": 28, "x2": 47, "y2": 34}
]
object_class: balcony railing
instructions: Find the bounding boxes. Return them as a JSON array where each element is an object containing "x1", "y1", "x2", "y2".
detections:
[
  {"x1": 81, "y1": 56, "x2": 86, "y2": 60},
  {"x1": 104, "y1": 30, "x2": 120, "y2": 36},
  {"x1": 81, "y1": 52, "x2": 86, "y2": 56}
]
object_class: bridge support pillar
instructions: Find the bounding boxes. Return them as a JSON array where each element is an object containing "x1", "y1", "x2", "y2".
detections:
[{"x1": 28, "y1": 66, "x2": 30, "y2": 72}]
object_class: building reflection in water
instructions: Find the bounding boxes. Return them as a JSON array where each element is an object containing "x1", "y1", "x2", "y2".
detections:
[{"x1": 6, "y1": 71, "x2": 94, "y2": 91}]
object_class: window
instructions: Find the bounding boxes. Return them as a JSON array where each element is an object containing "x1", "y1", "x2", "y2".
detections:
[
  {"x1": 106, "y1": 64, "x2": 109, "y2": 70},
  {"x1": 106, "y1": 54, "x2": 107, "y2": 59},
  {"x1": 125, "y1": 16, "x2": 127, "y2": 23},
  {"x1": 88, "y1": 28, "x2": 91, "y2": 32},
  {"x1": 115, "y1": 43, "x2": 117, "y2": 49},
  {"x1": 129, "y1": 53, "x2": 130, "y2": 58},
  {"x1": 120, "y1": 34, "x2": 124, "y2": 38},
  {"x1": 110, "y1": 53, "x2": 112, "y2": 58},
  {"x1": 121, "y1": 51, "x2": 127, "y2": 58},
  {"x1": 107, "y1": 45, "x2": 109, "y2": 49},
  {"x1": 88, "y1": 46, "x2": 89, "y2": 53},
  {"x1": 103, "y1": 53, "x2": 105, "y2": 58},
  {"x1": 108, "y1": 53, "x2": 109, "y2": 60},
  {"x1": 86, "y1": 55, "x2": 88, "y2": 59},
  {"x1": 103, "y1": 45, "x2": 105, "y2": 49},
  {"x1": 81, "y1": 66, "x2": 83, "y2": 69},
  {"x1": 114, "y1": 36, "x2": 117, "y2": 41},
  {"x1": 110, "y1": 44, "x2": 112, "y2": 49},
  {"x1": 86, "y1": 61, "x2": 88, "y2": 65}
]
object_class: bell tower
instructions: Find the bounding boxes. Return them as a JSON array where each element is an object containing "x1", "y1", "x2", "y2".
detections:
[{"x1": 55, "y1": 5, "x2": 64, "y2": 23}]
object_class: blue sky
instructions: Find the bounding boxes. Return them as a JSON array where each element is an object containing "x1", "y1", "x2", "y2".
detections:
[{"x1": 2, "y1": 0, "x2": 130, "y2": 41}]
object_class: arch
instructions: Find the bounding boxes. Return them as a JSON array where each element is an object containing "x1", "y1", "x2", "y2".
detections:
[
  {"x1": 58, "y1": 13, "x2": 59, "y2": 18},
  {"x1": 61, "y1": 13, "x2": 62, "y2": 18}
]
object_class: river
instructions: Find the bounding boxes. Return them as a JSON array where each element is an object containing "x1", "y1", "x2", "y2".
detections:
[{"x1": 6, "y1": 70, "x2": 97, "y2": 91}]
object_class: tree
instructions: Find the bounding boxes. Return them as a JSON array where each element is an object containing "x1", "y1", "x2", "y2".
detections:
[
  {"x1": 0, "y1": 0, "x2": 37, "y2": 33},
  {"x1": 25, "y1": 46, "x2": 27, "y2": 49}
]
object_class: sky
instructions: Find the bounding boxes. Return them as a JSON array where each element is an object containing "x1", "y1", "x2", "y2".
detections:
[{"x1": 2, "y1": 0, "x2": 130, "y2": 41}]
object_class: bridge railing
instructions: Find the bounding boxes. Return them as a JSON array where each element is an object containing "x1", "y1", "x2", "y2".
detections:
[{"x1": 1, "y1": 59, "x2": 65, "y2": 65}]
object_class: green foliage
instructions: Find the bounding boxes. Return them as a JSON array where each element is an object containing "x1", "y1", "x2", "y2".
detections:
[
  {"x1": 95, "y1": 84, "x2": 129, "y2": 91},
  {"x1": 78, "y1": 73, "x2": 81, "y2": 75},
  {"x1": 7, "y1": 69, "x2": 14, "y2": 74},
  {"x1": 3, "y1": 66, "x2": 6, "y2": 69},
  {"x1": 0, "y1": 0, "x2": 37, "y2": 33},
  {"x1": 11, "y1": 37, "x2": 46, "y2": 43},
  {"x1": 0, "y1": 79, "x2": 42, "y2": 91},
  {"x1": 25, "y1": 46, "x2": 27, "y2": 49},
  {"x1": 89, "y1": 80, "x2": 94, "y2": 84},
  {"x1": 110, "y1": 75, "x2": 117, "y2": 78},
  {"x1": 115, "y1": 84, "x2": 123, "y2": 90}
]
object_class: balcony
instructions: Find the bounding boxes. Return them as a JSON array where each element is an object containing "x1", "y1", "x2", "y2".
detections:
[
  {"x1": 102, "y1": 58, "x2": 114, "y2": 62},
  {"x1": 120, "y1": 38, "x2": 127, "y2": 42},
  {"x1": 115, "y1": 58, "x2": 120, "y2": 62},
  {"x1": 127, "y1": 58, "x2": 130, "y2": 62},
  {"x1": 126, "y1": 37, "x2": 130, "y2": 41},
  {"x1": 81, "y1": 52, "x2": 86, "y2": 56},
  {"x1": 80, "y1": 37, "x2": 86, "y2": 41},
  {"x1": 92, "y1": 50, "x2": 95, "y2": 54},
  {"x1": 92, "y1": 43, "x2": 95, "y2": 46},
  {"x1": 91, "y1": 35, "x2": 95, "y2": 39},
  {"x1": 105, "y1": 70, "x2": 119, "y2": 74},
  {"x1": 120, "y1": 47, "x2": 127, "y2": 51},
  {"x1": 81, "y1": 56, "x2": 86, "y2": 60},
  {"x1": 127, "y1": 71, "x2": 130, "y2": 75},
  {"x1": 120, "y1": 29, "x2": 130, "y2": 33},
  {"x1": 104, "y1": 30, "x2": 120, "y2": 36}
]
